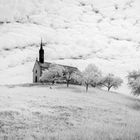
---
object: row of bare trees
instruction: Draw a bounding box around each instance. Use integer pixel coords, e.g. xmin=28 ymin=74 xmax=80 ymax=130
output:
xmin=40 ymin=63 xmax=123 ymax=92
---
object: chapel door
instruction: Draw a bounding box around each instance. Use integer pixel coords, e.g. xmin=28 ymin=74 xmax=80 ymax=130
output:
xmin=35 ymin=76 xmax=37 ymax=83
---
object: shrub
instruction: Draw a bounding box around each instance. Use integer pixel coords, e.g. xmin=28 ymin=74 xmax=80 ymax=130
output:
xmin=40 ymin=63 xmax=64 ymax=84
xmin=127 ymin=70 xmax=140 ymax=96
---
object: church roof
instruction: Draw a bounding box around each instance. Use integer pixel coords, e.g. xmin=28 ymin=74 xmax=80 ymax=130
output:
xmin=33 ymin=58 xmax=78 ymax=73
xmin=38 ymin=61 xmax=78 ymax=71
xmin=39 ymin=62 xmax=51 ymax=68
xmin=39 ymin=62 xmax=78 ymax=69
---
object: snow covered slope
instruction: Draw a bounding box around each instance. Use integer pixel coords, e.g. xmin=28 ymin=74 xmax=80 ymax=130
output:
xmin=0 ymin=0 xmax=140 ymax=93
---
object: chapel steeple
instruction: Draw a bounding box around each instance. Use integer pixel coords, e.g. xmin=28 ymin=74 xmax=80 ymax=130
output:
xmin=39 ymin=39 xmax=44 ymax=63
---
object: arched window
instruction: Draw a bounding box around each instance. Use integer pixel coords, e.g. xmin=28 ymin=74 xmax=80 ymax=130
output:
xmin=36 ymin=70 xmax=37 ymax=73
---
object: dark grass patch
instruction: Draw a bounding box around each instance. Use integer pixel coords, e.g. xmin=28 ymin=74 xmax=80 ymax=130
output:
xmin=130 ymin=101 xmax=140 ymax=111
xmin=3 ymin=48 xmax=10 ymax=51
xmin=0 ymin=21 xmax=4 ymax=25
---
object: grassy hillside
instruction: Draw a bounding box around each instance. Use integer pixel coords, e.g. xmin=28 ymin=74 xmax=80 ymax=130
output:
xmin=0 ymin=85 xmax=140 ymax=140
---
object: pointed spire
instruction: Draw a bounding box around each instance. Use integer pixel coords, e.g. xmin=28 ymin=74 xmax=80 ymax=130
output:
xmin=39 ymin=38 xmax=44 ymax=63
xmin=40 ymin=38 xmax=43 ymax=50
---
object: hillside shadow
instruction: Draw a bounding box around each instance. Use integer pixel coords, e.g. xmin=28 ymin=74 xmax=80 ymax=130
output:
xmin=131 ymin=103 xmax=140 ymax=111
xmin=128 ymin=97 xmax=140 ymax=111
xmin=111 ymin=91 xmax=140 ymax=111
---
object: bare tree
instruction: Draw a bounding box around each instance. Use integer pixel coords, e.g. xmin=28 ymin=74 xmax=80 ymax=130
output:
xmin=82 ymin=64 xmax=102 ymax=92
xmin=101 ymin=73 xmax=123 ymax=91
xmin=63 ymin=67 xmax=77 ymax=87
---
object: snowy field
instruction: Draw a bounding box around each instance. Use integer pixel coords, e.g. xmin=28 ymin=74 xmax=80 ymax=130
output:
xmin=0 ymin=0 xmax=140 ymax=94
xmin=0 ymin=84 xmax=140 ymax=140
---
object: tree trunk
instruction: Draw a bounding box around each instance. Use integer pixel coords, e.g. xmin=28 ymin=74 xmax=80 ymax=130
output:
xmin=108 ymin=86 xmax=111 ymax=91
xmin=52 ymin=80 xmax=55 ymax=85
xmin=86 ymin=84 xmax=88 ymax=92
xmin=66 ymin=80 xmax=69 ymax=87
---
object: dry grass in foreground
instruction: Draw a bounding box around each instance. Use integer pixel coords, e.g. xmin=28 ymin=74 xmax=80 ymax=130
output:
xmin=0 ymin=84 xmax=140 ymax=140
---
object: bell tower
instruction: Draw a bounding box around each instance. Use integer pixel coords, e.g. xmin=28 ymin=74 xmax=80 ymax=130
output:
xmin=39 ymin=39 xmax=44 ymax=63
